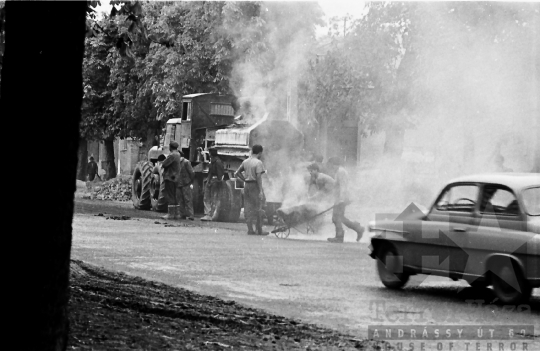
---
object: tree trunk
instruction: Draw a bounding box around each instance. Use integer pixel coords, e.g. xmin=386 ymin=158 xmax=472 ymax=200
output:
xmin=103 ymin=138 xmax=117 ymax=180
xmin=1 ymin=2 xmax=87 ymax=351
xmin=76 ymin=137 xmax=88 ymax=181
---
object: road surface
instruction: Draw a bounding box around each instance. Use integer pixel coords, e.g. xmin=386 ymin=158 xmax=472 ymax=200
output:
xmin=72 ymin=199 xmax=539 ymax=350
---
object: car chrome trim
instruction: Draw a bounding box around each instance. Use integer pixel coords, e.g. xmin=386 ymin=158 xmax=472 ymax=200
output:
xmin=403 ymin=265 xmax=483 ymax=278
xmin=370 ymin=227 xmax=409 ymax=235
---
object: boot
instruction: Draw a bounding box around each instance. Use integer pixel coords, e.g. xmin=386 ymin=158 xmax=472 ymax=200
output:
xmin=327 ymin=229 xmax=344 ymax=243
xmin=247 ymin=221 xmax=256 ymax=235
xmin=351 ymin=222 xmax=365 ymax=242
xmin=162 ymin=205 xmax=179 ymax=220
xmin=201 ymin=215 xmax=212 ymax=222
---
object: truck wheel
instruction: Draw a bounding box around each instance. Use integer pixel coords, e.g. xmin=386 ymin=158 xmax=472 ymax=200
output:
xmin=225 ymin=180 xmax=242 ymax=222
xmin=492 ymin=261 xmax=531 ymax=304
xmin=151 ymin=163 xmax=167 ymax=212
xmin=132 ymin=161 xmax=152 ymax=210
xmin=376 ymin=245 xmax=409 ymax=289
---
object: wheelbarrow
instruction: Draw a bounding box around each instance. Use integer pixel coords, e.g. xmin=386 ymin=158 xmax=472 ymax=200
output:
xmin=271 ymin=203 xmax=336 ymax=239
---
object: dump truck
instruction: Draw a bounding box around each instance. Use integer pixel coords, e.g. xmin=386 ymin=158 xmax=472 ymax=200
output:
xmin=131 ymin=92 xmax=303 ymax=222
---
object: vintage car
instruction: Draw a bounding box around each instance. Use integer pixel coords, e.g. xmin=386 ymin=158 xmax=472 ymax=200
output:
xmin=369 ymin=173 xmax=540 ymax=304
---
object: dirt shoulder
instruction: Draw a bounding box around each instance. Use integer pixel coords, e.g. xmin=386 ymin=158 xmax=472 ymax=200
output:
xmin=69 ymin=260 xmax=388 ymax=350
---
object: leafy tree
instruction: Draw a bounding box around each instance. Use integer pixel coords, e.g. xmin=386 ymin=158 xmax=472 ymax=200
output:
xmin=81 ymin=1 xmax=323 ymax=178
xmin=299 ymin=1 xmax=540 ymax=166
xmin=298 ymin=2 xmax=407 ymax=158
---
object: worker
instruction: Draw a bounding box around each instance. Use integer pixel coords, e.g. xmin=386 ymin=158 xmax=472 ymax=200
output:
xmin=161 ymin=141 xmax=182 ymax=220
xmin=87 ymin=156 xmax=99 ymax=181
xmin=326 ymin=156 xmax=364 ymax=243
xmin=201 ymin=147 xmax=224 ymax=221
xmin=178 ymin=150 xmax=195 ymax=220
xmin=307 ymin=163 xmax=335 ymax=201
xmin=311 ymin=152 xmax=328 ymax=175
xmin=234 ymin=144 xmax=269 ymax=235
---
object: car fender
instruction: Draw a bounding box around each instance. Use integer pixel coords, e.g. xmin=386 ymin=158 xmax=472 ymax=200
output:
xmin=370 ymin=232 xmax=408 ymax=259
xmin=484 ymin=253 xmax=526 ymax=279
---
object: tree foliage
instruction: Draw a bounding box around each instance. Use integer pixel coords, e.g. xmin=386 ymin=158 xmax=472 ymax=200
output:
xmin=298 ymin=1 xmax=540 ymax=141
xmin=82 ymin=1 xmax=323 ymax=145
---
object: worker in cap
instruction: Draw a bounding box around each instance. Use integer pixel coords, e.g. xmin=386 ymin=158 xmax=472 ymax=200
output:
xmin=201 ymin=147 xmax=224 ymax=221
xmin=160 ymin=141 xmax=182 ymax=219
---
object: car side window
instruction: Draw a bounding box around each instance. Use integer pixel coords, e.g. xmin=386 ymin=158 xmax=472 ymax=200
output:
xmin=480 ymin=186 xmax=519 ymax=216
xmin=436 ymin=185 xmax=478 ymax=212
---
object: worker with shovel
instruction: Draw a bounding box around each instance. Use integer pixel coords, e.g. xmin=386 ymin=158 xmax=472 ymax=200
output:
xmin=326 ymin=157 xmax=364 ymax=243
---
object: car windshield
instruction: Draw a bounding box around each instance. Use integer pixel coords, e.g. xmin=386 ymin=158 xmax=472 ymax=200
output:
xmin=522 ymin=187 xmax=540 ymax=216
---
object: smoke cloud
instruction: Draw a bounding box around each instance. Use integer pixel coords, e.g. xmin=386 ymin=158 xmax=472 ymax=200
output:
xmin=227 ymin=2 xmax=539 ymax=241
xmin=351 ymin=3 xmax=539 ymax=232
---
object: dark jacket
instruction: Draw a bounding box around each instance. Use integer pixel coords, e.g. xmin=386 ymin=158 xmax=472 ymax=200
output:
xmin=208 ymin=156 xmax=224 ymax=181
xmin=178 ymin=158 xmax=195 ymax=187
xmin=87 ymin=160 xmax=98 ymax=180
xmin=162 ymin=150 xmax=182 ymax=183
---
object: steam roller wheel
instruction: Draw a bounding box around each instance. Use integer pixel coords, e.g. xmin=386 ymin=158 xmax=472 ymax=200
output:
xmin=151 ymin=163 xmax=167 ymax=212
xmin=132 ymin=161 xmax=152 ymax=210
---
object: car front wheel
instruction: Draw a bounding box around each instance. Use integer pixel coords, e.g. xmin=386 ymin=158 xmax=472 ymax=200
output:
xmin=491 ymin=261 xmax=532 ymax=304
xmin=376 ymin=245 xmax=409 ymax=289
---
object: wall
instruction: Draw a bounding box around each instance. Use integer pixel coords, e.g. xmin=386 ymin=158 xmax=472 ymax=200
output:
xmin=87 ymin=138 xmax=145 ymax=178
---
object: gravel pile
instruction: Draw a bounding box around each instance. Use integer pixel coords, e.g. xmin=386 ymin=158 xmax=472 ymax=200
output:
xmin=83 ymin=176 xmax=132 ymax=202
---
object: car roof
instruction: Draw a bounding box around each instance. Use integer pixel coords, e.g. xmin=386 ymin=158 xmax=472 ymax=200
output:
xmin=449 ymin=173 xmax=540 ymax=192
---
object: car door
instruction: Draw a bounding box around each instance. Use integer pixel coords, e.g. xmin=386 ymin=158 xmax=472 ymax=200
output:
xmin=459 ymin=184 xmax=529 ymax=276
xmin=423 ymin=183 xmax=479 ymax=273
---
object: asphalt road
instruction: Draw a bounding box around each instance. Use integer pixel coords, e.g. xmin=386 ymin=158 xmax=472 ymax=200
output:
xmin=72 ymin=198 xmax=540 ymax=350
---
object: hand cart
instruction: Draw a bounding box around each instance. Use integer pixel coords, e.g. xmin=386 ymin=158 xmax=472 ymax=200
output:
xmin=271 ymin=204 xmax=336 ymax=239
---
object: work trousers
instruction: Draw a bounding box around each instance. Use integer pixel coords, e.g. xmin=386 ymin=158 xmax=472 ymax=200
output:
xmin=203 ymin=179 xmax=221 ymax=217
xmin=164 ymin=180 xmax=179 ymax=206
xmin=178 ymin=185 xmax=194 ymax=218
xmin=332 ymin=202 xmax=355 ymax=238
xmin=244 ymin=182 xmax=263 ymax=230
xmin=165 ymin=180 xmax=193 ymax=217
